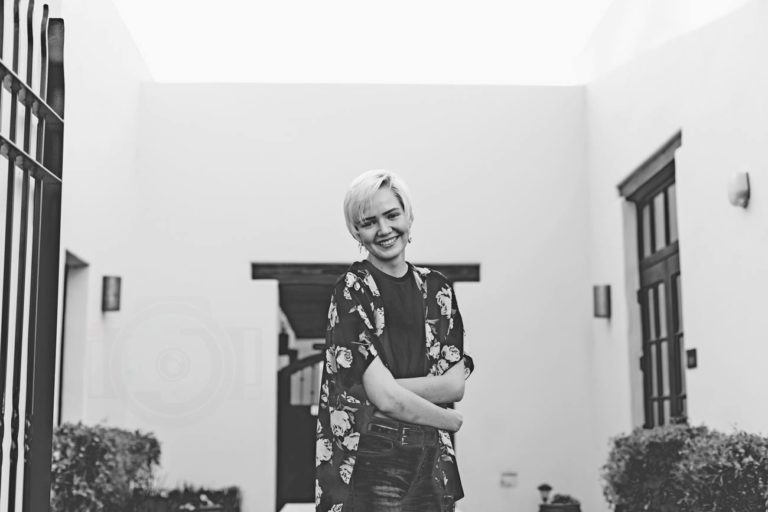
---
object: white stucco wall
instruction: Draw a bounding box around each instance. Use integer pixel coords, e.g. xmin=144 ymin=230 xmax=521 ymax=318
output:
xmin=586 ymin=0 xmax=768 ymax=468
xmin=55 ymin=1 xmax=279 ymax=510
xmin=56 ymin=0 xmax=150 ymax=424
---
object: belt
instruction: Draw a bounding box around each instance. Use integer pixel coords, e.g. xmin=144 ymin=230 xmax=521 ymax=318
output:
xmin=365 ymin=416 xmax=439 ymax=447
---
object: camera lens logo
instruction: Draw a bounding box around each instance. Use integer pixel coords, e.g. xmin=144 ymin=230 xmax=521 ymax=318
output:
xmin=156 ymin=348 xmax=192 ymax=382
xmin=109 ymin=302 xmax=234 ymax=426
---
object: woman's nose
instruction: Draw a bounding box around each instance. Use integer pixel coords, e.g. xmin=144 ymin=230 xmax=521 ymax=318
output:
xmin=377 ymin=220 xmax=393 ymax=234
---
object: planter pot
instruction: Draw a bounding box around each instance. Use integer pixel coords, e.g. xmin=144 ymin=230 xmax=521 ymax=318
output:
xmin=540 ymin=505 xmax=581 ymax=512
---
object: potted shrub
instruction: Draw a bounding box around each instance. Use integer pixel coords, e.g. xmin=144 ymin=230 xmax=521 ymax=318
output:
xmin=540 ymin=493 xmax=581 ymax=512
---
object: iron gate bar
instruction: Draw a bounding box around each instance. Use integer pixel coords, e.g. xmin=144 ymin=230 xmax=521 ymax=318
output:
xmin=0 ymin=0 xmax=22 ymax=500
xmin=21 ymin=178 xmax=42 ymax=511
xmin=0 ymin=133 xmax=61 ymax=184
xmin=34 ymin=5 xmax=48 ymax=167
xmin=0 ymin=0 xmax=4 ymax=60
xmin=7 ymin=2 xmax=38 ymax=506
xmin=24 ymin=15 xmax=64 ymax=512
xmin=5 ymin=1 xmax=23 ymax=508
xmin=8 ymin=169 xmax=30 ymax=512
xmin=22 ymin=0 xmax=36 ymax=158
xmin=21 ymin=6 xmax=45 ymax=510
xmin=0 ymin=130 xmax=14 ymax=499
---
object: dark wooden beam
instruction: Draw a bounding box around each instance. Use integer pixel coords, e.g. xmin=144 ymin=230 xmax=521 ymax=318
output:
xmin=253 ymin=262 xmax=480 ymax=339
xmin=252 ymin=263 xmax=480 ymax=284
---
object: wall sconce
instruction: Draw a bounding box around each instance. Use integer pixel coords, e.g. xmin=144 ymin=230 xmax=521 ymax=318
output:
xmin=500 ymin=471 xmax=518 ymax=488
xmin=593 ymin=285 xmax=611 ymax=318
xmin=728 ymin=172 xmax=750 ymax=208
xmin=537 ymin=483 xmax=553 ymax=503
xmin=102 ymin=276 xmax=121 ymax=312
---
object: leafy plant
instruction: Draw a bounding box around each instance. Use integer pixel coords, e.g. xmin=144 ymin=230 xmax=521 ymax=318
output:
xmin=51 ymin=422 xmax=161 ymax=512
xmin=601 ymin=424 xmax=706 ymax=512
xmin=136 ymin=485 xmax=241 ymax=512
xmin=602 ymin=424 xmax=768 ymax=512
xmin=676 ymin=430 xmax=768 ymax=511
xmin=551 ymin=494 xmax=581 ymax=505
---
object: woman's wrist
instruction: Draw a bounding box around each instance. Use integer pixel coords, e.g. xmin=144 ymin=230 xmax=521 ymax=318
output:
xmin=445 ymin=408 xmax=463 ymax=432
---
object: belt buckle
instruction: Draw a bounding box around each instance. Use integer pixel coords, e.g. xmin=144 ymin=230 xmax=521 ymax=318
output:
xmin=401 ymin=427 xmax=423 ymax=446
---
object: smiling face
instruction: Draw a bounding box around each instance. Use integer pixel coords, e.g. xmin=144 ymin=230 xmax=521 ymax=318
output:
xmin=355 ymin=186 xmax=412 ymax=274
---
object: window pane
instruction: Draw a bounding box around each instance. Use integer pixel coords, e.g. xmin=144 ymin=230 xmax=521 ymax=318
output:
xmin=650 ymin=344 xmax=657 ymax=397
xmin=663 ymin=399 xmax=671 ymax=425
xmin=647 ymin=287 xmax=656 ymax=341
xmin=654 ymin=192 xmax=667 ymax=251
xmin=675 ymin=274 xmax=684 ymax=332
xmin=658 ymin=282 xmax=667 ymax=338
xmin=642 ymin=204 xmax=652 ymax=257
xmin=668 ymin=183 xmax=678 ymax=243
xmin=660 ymin=340 xmax=669 ymax=395
xmin=679 ymin=334 xmax=686 ymax=394
xmin=653 ymin=400 xmax=660 ymax=427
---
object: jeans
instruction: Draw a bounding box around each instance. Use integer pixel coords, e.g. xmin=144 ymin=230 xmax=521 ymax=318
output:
xmin=351 ymin=418 xmax=455 ymax=512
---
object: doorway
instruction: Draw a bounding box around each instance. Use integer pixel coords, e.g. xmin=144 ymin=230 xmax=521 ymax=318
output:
xmin=252 ymin=262 xmax=480 ymax=511
xmin=619 ymin=133 xmax=687 ymax=427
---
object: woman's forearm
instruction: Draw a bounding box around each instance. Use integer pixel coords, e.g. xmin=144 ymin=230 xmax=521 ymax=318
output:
xmin=397 ymin=375 xmax=462 ymax=404
xmin=363 ymin=357 xmax=463 ymax=431
xmin=380 ymin=385 xmax=463 ymax=431
xmin=397 ymin=360 xmax=466 ymax=404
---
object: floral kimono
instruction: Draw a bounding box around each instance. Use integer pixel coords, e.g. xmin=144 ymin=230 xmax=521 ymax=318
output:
xmin=315 ymin=261 xmax=474 ymax=512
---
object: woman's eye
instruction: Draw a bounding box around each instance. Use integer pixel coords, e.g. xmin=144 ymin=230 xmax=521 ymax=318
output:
xmin=388 ymin=212 xmax=400 ymax=219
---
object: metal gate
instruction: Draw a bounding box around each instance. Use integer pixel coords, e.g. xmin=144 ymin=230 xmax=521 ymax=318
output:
xmin=0 ymin=1 xmax=65 ymax=511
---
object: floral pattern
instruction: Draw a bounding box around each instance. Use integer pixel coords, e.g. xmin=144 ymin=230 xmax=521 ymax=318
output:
xmin=315 ymin=261 xmax=474 ymax=511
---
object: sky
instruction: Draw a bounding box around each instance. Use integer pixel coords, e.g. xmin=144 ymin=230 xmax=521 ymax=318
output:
xmin=110 ymin=0 xmax=616 ymax=85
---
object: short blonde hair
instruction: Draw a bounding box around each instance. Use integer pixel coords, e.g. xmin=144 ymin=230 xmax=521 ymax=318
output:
xmin=343 ymin=170 xmax=414 ymax=241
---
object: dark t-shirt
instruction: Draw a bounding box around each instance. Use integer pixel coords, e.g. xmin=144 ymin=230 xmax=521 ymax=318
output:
xmin=363 ymin=260 xmax=427 ymax=378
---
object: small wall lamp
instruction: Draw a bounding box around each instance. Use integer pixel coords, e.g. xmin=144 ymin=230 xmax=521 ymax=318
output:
xmin=593 ymin=285 xmax=611 ymax=318
xmin=102 ymin=276 xmax=121 ymax=312
xmin=728 ymin=172 xmax=750 ymax=208
xmin=537 ymin=483 xmax=553 ymax=503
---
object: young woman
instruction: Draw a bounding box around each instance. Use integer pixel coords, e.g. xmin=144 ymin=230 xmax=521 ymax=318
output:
xmin=315 ymin=170 xmax=473 ymax=512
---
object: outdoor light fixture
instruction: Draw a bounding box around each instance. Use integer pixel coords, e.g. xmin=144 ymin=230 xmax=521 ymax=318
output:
xmin=102 ymin=276 xmax=121 ymax=312
xmin=500 ymin=471 xmax=518 ymax=488
xmin=593 ymin=285 xmax=611 ymax=318
xmin=728 ymin=172 xmax=750 ymax=208
xmin=538 ymin=483 xmax=553 ymax=503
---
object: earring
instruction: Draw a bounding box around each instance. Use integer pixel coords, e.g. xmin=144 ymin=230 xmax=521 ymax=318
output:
xmin=358 ymin=241 xmax=364 ymax=252
xmin=408 ymin=235 xmax=413 ymax=243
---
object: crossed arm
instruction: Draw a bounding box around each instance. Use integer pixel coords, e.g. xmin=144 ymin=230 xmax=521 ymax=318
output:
xmin=362 ymin=358 xmax=466 ymax=432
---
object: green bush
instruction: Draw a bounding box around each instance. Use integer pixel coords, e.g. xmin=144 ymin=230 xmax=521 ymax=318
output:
xmin=602 ymin=424 xmax=768 ymax=512
xmin=51 ymin=422 xmax=161 ymax=512
xmin=136 ymin=485 xmax=241 ymax=512
xmin=676 ymin=430 xmax=768 ymax=511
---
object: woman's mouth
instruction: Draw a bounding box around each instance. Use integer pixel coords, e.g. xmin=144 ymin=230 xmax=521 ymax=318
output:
xmin=376 ymin=235 xmax=400 ymax=249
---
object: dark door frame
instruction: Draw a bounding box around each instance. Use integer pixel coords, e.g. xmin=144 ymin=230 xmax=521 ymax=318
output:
xmin=253 ymin=262 xmax=480 ymax=510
